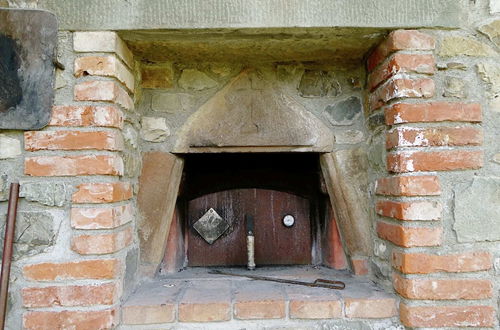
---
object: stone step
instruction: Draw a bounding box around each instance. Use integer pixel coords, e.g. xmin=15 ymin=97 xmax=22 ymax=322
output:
xmin=121 ymin=267 xmax=399 ymax=328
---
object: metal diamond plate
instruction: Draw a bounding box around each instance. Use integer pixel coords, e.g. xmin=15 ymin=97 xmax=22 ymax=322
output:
xmin=193 ymin=208 xmax=229 ymax=245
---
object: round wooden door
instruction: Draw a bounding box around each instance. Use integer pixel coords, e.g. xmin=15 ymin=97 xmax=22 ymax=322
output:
xmin=187 ymin=188 xmax=312 ymax=266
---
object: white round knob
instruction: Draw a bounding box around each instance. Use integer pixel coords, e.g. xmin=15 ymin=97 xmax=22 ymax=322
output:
xmin=283 ymin=215 xmax=295 ymax=227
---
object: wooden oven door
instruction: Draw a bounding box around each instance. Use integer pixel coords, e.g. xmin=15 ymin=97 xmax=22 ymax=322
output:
xmin=187 ymin=188 xmax=311 ymax=266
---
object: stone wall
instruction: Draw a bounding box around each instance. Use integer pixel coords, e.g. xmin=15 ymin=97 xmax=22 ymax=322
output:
xmin=0 ymin=0 xmax=499 ymax=329
xmin=0 ymin=30 xmax=141 ymax=329
xmin=366 ymin=26 xmax=499 ymax=328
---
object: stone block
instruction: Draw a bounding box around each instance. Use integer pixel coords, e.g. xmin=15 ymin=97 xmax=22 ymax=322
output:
xmin=122 ymin=124 xmax=138 ymax=149
xmin=334 ymin=130 xmax=364 ymax=144
xmin=0 ymin=212 xmax=55 ymax=260
xmin=453 ymin=177 xmax=500 ymax=242
xmin=122 ymin=151 xmax=142 ymax=178
xmin=298 ymin=70 xmax=341 ymax=98
xmin=479 ymin=19 xmax=500 ymax=47
xmin=140 ymin=117 xmax=170 ymax=142
xmin=443 ymin=76 xmax=466 ymax=98
xmin=477 ymin=62 xmax=500 ymax=97
xmin=178 ymin=69 xmax=218 ymax=91
xmin=151 ymin=92 xmax=181 ymax=113
xmin=490 ymin=0 xmax=500 ymax=13
xmin=20 ymin=182 xmax=67 ymax=207
xmin=0 ymin=175 xmax=6 ymax=202
xmin=324 ymin=97 xmax=361 ymax=126
xmin=0 ymin=134 xmax=21 ymax=159
xmin=141 ymin=64 xmax=174 ymax=89
xmin=439 ymin=36 xmax=496 ymax=57
xmin=494 ymin=153 xmax=500 ymax=164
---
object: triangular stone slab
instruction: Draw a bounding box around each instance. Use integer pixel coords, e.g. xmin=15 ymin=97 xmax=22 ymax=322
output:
xmin=173 ymin=70 xmax=333 ymax=153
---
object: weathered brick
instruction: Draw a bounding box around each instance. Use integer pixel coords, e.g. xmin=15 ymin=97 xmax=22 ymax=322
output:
xmin=72 ymin=182 xmax=132 ymax=203
xmin=351 ymin=257 xmax=369 ymax=275
xmin=376 ymin=200 xmax=441 ymax=220
xmin=179 ymin=303 xmax=231 ymax=322
xmin=387 ymin=150 xmax=483 ymax=173
xmin=368 ymin=53 xmax=436 ymax=91
xmin=234 ymin=301 xmax=286 ymax=320
xmin=24 ymin=309 xmax=116 ymax=330
xmin=73 ymin=31 xmax=134 ymax=69
xmin=400 ymin=304 xmax=495 ymax=328
xmin=122 ymin=304 xmax=175 ymax=324
xmin=178 ymin=281 xmax=231 ymax=322
xmin=24 ymin=130 xmax=123 ymax=151
xmin=74 ymin=80 xmax=134 ymax=111
xmin=377 ymin=222 xmax=442 ymax=247
xmin=385 ymin=102 xmax=482 ymax=125
xmin=289 ymin=300 xmax=342 ymax=319
xmin=75 ymin=55 xmax=135 ymax=92
xmin=72 ymin=226 xmax=133 ymax=255
xmin=393 ymin=274 xmax=492 ymax=300
xmin=368 ymin=30 xmax=436 ymax=71
xmin=25 ymin=155 xmax=124 ymax=177
xmin=23 ymin=259 xmax=119 ymax=281
xmin=392 ymin=251 xmax=492 ymax=274
xmin=376 ymin=175 xmax=441 ymax=196
xmin=22 ymin=283 xmax=117 ymax=307
xmin=345 ymin=298 xmax=398 ymax=318
xmin=71 ymin=203 xmax=134 ymax=229
xmin=386 ymin=127 xmax=483 ymax=149
xmin=49 ymin=105 xmax=123 ymax=128
xmin=370 ymin=78 xmax=435 ymax=111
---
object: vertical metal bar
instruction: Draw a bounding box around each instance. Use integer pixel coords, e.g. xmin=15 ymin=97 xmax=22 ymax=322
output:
xmin=246 ymin=215 xmax=255 ymax=270
xmin=0 ymin=183 xmax=20 ymax=330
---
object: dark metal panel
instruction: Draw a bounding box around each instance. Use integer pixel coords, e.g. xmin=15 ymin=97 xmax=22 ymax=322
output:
xmin=0 ymin=8 xmax=57 ymax=129
xmin=187 ymin=188 xmax=311 ymax=267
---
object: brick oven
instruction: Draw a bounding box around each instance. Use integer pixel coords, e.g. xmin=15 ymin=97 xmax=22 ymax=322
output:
xmin=0 ymin=0 xmax=499 ymax=329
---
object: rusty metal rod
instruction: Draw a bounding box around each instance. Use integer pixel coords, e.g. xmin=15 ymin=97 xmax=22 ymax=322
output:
xmin=0 ymin=183 xmax=20 ymax=330
xmin=209 ymin=270 xmax=345 ymax=290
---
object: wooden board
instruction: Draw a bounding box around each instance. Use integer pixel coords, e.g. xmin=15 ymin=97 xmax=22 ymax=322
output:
xmin=187 ymin=188 xmax=311 ymax=266
xmin=0 ymin=8 xmax=57 ymax=129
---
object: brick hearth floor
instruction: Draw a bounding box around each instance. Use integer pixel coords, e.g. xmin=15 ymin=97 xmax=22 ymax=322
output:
xmin=121 ymin=266 xmax=398 ymax=328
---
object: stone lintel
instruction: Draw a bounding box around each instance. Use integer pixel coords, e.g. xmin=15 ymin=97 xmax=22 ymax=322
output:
xmin=38 ymin=0 xmax=466 ymax=31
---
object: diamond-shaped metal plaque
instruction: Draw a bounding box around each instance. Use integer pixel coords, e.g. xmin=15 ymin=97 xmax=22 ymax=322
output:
xmin=193 ymin=208 xmax=229 ymax=244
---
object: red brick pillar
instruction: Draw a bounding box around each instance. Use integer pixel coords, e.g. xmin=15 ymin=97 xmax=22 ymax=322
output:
xmin=367 ymin=30 xmax=495 ymax=328
xmin=21 ymin=32 xmax=136 ymax=329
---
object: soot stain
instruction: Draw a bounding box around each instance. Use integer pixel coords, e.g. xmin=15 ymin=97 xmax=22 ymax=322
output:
xmin=0 ymin=33 xmax=22 ymax=113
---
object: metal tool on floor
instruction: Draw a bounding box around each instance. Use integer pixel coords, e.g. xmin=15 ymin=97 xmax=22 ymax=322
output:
xmin=209 ymin=270 xmax=345 ymax=290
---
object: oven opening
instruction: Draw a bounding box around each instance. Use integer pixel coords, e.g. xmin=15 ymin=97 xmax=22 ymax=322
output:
xmin=160 ymin=153 xmax=346 ymax=273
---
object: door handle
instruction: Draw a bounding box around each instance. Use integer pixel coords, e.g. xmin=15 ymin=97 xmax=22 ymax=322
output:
xmin=246 ymin=215 xmax=255 ymax=270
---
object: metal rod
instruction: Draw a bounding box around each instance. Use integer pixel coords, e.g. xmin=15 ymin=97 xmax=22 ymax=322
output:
xmin=246 ymin=215 xmax=255 ymax=270
xmin=209 ymin=270 xmax=345 ymax=290
xmin=0 ymin=183 xmax=20 ymax=329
